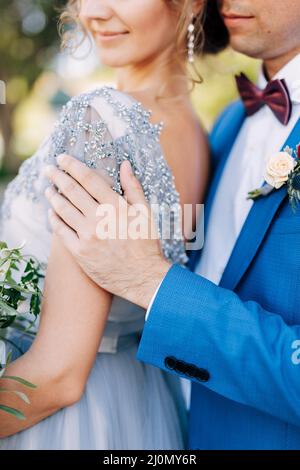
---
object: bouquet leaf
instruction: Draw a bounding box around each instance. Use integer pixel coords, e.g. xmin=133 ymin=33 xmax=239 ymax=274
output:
xmin=0 ymin=404 xmax=26 ymax=420
xmin=2 ymin=376 xmax=37 ymax=389
xmin=0 ymin=388 xmax=31 ymax=404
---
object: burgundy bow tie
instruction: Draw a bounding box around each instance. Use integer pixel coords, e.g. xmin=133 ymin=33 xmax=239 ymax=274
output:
xmin=235 ymin=73 xmax=292 ymax=125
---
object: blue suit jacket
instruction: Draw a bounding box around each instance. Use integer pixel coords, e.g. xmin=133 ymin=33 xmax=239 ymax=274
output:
xmin=137 ymin=101 xmax=300 ymax=450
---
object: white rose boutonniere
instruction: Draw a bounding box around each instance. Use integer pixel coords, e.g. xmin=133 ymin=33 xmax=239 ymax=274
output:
xmin=265 ymin=152 xmax=297 ymax=189
xmin=248 ymin=144 xmax=300 ymax=210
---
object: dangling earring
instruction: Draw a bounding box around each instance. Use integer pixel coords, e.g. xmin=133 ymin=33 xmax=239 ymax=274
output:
xmin=187 ymin=16 xmax=195 ymax=64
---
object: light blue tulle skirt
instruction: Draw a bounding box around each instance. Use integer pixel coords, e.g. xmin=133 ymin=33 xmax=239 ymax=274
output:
xmin=1 ymin=331 xmax=187 ymax=450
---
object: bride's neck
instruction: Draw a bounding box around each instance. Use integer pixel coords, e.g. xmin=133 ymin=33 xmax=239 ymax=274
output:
xmin=115 ymin=51 xmax=189 ymax=102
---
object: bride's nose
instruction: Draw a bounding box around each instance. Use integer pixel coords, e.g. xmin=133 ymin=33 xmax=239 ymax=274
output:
xmin=80 ymin=0 xmax=113 ymax=20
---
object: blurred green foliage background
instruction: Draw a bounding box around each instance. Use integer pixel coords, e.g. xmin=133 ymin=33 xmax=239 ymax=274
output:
xmin=0 ymin=0 xmax=260 ymax=185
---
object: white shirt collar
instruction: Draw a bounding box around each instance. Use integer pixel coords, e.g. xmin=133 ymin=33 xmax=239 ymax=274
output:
xmin=258 ymin=53 xmax=300 ymax=104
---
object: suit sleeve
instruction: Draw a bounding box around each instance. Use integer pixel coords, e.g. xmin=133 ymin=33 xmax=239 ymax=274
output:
xmin=137 ymin=264 xmax=300 ymax=427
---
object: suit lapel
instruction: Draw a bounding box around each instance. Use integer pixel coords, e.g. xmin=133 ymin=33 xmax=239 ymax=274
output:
xmin=220 ymin=117 xmax=300 ymax=291
xmin=219 ymin=186 xmax=286 ymax=290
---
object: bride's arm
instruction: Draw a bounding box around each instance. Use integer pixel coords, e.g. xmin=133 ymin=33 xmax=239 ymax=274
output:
xmin=0 ymin=234 xmax=112 ymax=438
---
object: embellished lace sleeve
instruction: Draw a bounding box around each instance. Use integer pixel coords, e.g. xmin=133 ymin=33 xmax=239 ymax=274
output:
xmin=1 ymin=87 xmax=188 ymax=266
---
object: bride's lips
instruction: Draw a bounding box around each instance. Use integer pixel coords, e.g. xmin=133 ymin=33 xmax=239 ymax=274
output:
xmin=93 ymin=31 xmax=129 ymax=42
xmin=222 ymin=12 xmax=255 ymax=28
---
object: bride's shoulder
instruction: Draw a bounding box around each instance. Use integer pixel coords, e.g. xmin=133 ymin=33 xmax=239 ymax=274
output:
xmin=63 ymin=86 xmax=135 ymax=117
xmin=61 ymin=86 xmax=163 ymax=144
xmin=58 ymin=85 xmax=149 ymax=137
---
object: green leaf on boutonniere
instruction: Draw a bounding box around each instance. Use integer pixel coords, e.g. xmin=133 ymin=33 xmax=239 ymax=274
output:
xmin=247 ymin=184 xmax=274 ymax=201
xmin=247 ymin=189 xmax=264 ymax=200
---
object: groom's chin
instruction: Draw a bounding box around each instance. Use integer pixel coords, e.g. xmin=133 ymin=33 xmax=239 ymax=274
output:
xmin=227 ymin=33 xmax=267 ymax=61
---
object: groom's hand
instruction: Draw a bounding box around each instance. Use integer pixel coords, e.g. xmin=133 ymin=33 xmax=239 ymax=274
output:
xmin=44 ymin=155 xmax=171 ymax=309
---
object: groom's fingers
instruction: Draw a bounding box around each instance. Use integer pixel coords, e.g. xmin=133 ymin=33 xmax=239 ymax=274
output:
xmin=120 ymin=161 xmax=148 ymax=207
xmin=44 ymin=165 xmax=96 ymax=216
xmin=48 ymin=210 xmax=80 ymax=255
xmin=45 ymin=186 xmax=85 ymax=233
xmin=56 ymin=154 xmax=121 ymax=206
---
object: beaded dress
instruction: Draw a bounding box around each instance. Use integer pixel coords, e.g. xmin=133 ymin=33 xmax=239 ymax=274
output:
xmin=0 ymin=88 xmax=187 ymax=450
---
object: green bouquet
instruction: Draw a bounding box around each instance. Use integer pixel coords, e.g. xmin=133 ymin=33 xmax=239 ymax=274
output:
xmin=0 ymin=241 xmax=44 ymax=420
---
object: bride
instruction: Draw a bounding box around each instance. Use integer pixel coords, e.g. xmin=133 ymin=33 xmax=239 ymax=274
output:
xmin=0 ymin=0 xmax=216 ymax=449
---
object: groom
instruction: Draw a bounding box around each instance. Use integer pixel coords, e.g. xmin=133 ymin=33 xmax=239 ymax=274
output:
xmin=46 ymin=0 xmax=300 ymax=449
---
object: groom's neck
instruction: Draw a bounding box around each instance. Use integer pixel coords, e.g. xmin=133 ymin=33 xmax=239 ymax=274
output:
xmin=263 ymin=44 xmax=300 ymax=79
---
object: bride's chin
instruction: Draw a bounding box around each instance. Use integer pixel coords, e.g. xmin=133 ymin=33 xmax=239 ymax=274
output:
xmin=96 ymin=53 xmax=132 ymax=69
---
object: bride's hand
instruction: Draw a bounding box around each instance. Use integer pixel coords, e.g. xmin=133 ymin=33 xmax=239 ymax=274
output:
xmin=45 ymin=155 xmax=171 ymax=309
